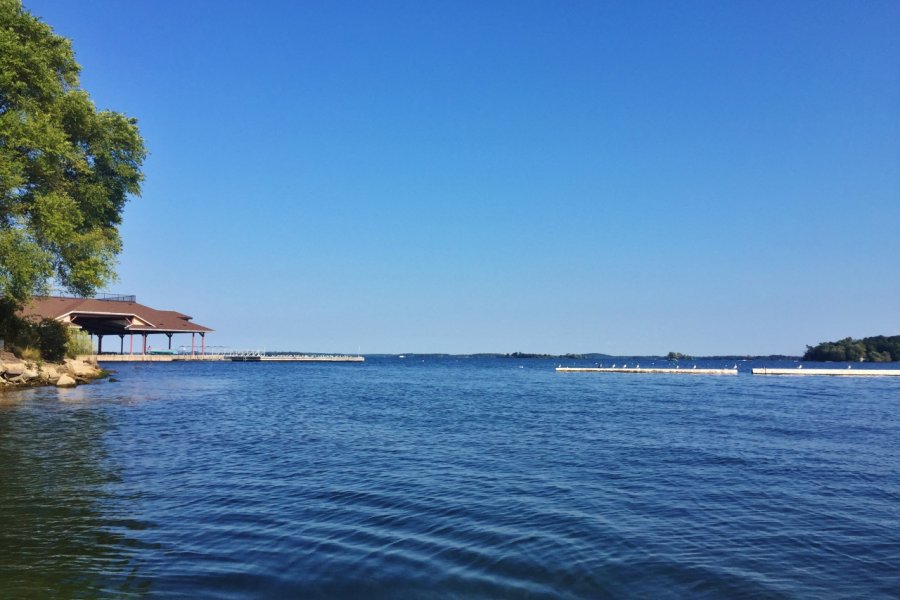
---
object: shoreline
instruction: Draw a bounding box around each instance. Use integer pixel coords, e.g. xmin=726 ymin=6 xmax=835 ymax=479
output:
xmin=0 ymin=352 xmax=107 ymax=389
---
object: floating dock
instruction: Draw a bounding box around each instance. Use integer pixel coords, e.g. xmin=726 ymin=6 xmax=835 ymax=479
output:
xmin=752 ymin=368 xmax=900 ymax=377
xmin=556 ymin=367 xmax=737 ymax=375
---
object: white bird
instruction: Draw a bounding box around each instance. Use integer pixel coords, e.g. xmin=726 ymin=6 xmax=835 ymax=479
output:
xmin=636 ymin=364 xmax=640 ymax=369
xmin=693 ymin=365 xmax=697 ymax=369
xmin=848 ymin=365 xmax=852 ymax=369
xmin=798 ymin=364 xmax=803 ymax=369
xmin=612 ymin=363 xmax=616 ymax=368
xmin=732 ymin=364 xmax=738 ymax=369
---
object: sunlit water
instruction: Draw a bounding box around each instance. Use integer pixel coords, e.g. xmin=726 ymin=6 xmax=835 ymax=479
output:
xmin=1 ymin=357 xmax=898 ymax=598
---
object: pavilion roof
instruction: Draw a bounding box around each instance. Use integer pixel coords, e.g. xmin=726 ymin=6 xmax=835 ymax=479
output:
xmin=21 ymin=296 xmax=214 ymax=335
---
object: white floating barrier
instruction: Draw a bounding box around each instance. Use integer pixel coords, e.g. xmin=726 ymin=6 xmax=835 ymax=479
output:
xmin=556 ymin=367 xmax=737 ymax=375
xmin=752 ymin=368 xmax=900 ymax=377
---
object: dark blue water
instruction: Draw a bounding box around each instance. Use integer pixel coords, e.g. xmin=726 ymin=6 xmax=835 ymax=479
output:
xmin=1 ymin=357 xmax=898 ymax=598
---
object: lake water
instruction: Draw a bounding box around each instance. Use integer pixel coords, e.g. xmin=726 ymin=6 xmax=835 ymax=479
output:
xmin=1 ymin=357 xmax=898 ymax=599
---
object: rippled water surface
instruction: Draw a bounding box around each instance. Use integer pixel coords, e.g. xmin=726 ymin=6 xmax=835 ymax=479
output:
xmin=1 ymin=357 xmax=899 ymax=598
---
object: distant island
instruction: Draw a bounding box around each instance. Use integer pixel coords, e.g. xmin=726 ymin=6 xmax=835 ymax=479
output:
xmin=803 ymin=335 xmax=899 ymax=362
xmin=501 ymin=352 xmax=595 ymax=360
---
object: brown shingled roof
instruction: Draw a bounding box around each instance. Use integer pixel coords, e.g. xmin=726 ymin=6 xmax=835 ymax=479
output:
xmin=21 ymin=296 xmax=213 ymax=335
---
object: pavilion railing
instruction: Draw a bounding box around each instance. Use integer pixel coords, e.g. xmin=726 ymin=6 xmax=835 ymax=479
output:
xmin=94 ymin=293 xmax=136 ymax=302
xmin=45 ymin=290 xmax=136 ymax=302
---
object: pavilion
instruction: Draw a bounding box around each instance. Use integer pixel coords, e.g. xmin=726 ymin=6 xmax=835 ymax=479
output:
xmin=20 ymin=295 xmax=213 ymax=355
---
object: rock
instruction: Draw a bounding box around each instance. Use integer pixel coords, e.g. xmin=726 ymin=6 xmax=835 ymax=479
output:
xmin=22 ymin=368 xmax=39 ymax=381
xmin=56 ymin=374 xmax=77 ymax=387
xmin=2 ymin=362 xmax=25 ymax=377
xmin=65 ymin=359 xmax=97 ymax=378
xmin=42 ymin=365 xmax=59 ymax=381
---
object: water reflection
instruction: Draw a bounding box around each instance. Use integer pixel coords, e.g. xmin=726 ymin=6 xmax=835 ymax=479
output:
xmin=0 ymin=389 xmax=151 ymax=598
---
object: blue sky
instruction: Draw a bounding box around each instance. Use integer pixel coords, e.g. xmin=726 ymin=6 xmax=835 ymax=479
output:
xmin=26 ymin=0 xmax=900 ymax=355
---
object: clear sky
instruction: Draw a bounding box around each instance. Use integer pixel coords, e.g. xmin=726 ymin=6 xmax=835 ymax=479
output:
xmin=25 ymin=0 xmax=900 ymax=355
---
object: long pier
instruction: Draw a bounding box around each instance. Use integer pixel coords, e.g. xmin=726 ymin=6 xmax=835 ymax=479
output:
xmin=95 ymin=354 xmax=364 ymax=363
xmin=752 ymin=368 xmax=900 ymax=377
xmin=228 ymin=355 xmax=364 ymax=362
xmin=556 ymin=367 xmax=737 ymax=375
xmin=96 ymin=354 xmax=225 ymax=362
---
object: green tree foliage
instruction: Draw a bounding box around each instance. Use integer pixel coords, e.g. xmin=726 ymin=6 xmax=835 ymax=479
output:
xmin=33 ymin=317 xmax=67 ymax=361
xmin=65 ymin=326 xmax=91 ymax=358
xmin=1 ymin=313 xmax=68 ymax=361
xmin=803 ymin=336 xmax=900 ymax=363
xmin=0 ymin=0 xmax=145 ymax=306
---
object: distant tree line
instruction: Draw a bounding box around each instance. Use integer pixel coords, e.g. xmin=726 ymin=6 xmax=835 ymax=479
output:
xmin=803 ymin=336 xmax=900 ymax=362
xmin=505 ymin=352 xmax=587 ymax=359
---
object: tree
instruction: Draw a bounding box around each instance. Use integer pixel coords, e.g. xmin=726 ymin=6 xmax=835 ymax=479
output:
xmin=803 ymin=335 xmax=900 ymax=362
xmin=0 ymin=0 xmax=145 ymax=308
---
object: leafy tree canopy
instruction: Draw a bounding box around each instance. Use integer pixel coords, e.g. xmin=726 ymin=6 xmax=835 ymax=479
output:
xmin=803 ymin=335 xmax=900 ymax=363
xmin=0 ymin=0 xmax=145 ymax=306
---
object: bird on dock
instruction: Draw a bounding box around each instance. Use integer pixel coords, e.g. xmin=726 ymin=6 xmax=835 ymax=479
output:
xmin=798 ymin=364 xmax=803 ymax=369
xmin=692 ymin=365 xmax=697 ymax=369
xmin=636 ymin=364 xmax=640 ymax=369
xmin=611 ymin=363 xmax=616 ymax=368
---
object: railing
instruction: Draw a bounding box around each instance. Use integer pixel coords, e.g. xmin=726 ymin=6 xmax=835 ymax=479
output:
xmin=95 ymin=293 xmax=136 ymax=302
xmin=177 ymin=347 xmax=264 ymax=357
xmin=45 ymin=289 xmax=136 ymax=302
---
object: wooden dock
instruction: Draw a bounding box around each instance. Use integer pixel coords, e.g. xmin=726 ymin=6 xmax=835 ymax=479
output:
xmin=556 ymin=367 xmax=737 ymax=375
xmin=752 ymin=368 xmax=900 ymax=377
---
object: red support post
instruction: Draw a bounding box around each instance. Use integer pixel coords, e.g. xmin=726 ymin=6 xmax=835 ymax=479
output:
xmin=191 ymin=333 xmax=195 ymax=357
xmin=142 ymin=334 xmax=147 ymax=355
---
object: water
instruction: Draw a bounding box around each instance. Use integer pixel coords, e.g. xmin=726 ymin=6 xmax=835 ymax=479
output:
xmin=1 ymin=357 xmax=898 ymax=599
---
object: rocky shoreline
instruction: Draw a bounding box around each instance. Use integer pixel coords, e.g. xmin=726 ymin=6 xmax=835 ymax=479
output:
xmin=0 ymin=351 xmax=106 ymax=388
